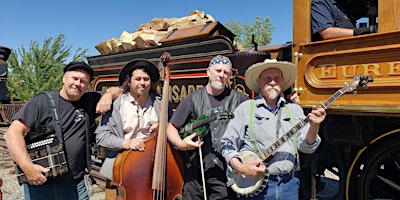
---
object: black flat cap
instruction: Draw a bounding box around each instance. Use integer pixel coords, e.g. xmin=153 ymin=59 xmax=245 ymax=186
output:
xmin=64 ymin=61 xmax=94 ymax=81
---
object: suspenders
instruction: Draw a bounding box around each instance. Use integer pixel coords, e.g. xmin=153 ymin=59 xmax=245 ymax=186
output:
xmin=247 ymin=99 xmax=298 ymax=163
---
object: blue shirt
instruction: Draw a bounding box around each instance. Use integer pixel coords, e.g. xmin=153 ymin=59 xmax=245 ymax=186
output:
xmin=221 ymin=94 xmax=321 ymax=175
xmin=311 ymin=0 xmax=368 ymax=41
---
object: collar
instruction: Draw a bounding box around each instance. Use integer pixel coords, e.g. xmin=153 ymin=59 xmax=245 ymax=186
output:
xmin=254 ymin=93 xmax=286 ymax=113
xmin=123 ymin=92 xmax=153 ymax=108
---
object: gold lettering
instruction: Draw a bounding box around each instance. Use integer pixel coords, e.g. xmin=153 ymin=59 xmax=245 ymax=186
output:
xmin=187 ymin=85 xmax=196 ymax=94
xmin=365 ymin=64 xmax=383 ymax=77
xmin=342 ymin=65 xmax=357 ymax=78
xmin=101 ymin=86 xmax=110 ymax=91
xmin=319 ymin=64 xmax=337 ymax=79
xmin=180 ymin=85 xmax=187 ymax=101
xmin=171 ymin=85 xmax=180 ymax=103
xmin=388 ymin=62 xmax=400 ymax=76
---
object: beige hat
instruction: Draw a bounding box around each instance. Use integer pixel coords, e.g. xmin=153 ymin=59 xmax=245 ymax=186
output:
xmin=245 ymin=59 xmax=297 ymax=93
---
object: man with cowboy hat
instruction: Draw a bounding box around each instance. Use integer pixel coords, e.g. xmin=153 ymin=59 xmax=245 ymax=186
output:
xmin=221 ymin=59 xmax=326 ymax=199
xmin=95 ymin=58 xmax=172 ymax=181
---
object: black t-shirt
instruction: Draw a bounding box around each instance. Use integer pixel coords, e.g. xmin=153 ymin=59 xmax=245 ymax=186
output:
xmin=13 ymin=91 xmax=101 ymax=179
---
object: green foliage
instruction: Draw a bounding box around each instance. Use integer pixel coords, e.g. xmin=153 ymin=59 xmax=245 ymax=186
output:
xmin=7 ymin=34 xmax=88 ymax=102
xmin=225 ymin=16 xmax=274 ymax=48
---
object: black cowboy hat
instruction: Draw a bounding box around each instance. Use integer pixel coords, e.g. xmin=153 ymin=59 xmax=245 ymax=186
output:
xmin=118 ymin=59 xmax=159 ymax=85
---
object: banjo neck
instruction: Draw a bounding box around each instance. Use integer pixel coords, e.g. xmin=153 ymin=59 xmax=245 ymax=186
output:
xmin=257 ymin=75 xmax=372 ymax=161
xmin=257 ymin=117 xmax=309 ymax=161
xmin=227 ymin=75 xmax=373 ymax=197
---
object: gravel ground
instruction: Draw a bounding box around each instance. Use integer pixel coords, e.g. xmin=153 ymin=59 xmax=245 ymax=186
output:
xmin=0 ymin=147 xmax=105 ymax=200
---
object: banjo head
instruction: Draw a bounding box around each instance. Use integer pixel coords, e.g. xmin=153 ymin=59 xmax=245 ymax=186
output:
xmin=230 ymin=150 xmax=269 ymax=197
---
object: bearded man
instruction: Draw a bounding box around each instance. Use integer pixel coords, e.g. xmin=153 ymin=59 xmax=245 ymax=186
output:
xmin=167 ymin=55 xmax=248 ymax=199
xmin=221 ymin=59 xmax=326 ymax=199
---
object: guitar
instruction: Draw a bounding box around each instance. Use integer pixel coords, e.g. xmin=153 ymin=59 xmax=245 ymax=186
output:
xmin=180 ymin=112 xmax=234 ymax=139
xmin=227 ymin=74 xmax=373 ymax=197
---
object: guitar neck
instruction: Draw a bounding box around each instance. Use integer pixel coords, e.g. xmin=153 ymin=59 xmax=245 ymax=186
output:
xmin=257 ymin=87 xmax=347 ymax=161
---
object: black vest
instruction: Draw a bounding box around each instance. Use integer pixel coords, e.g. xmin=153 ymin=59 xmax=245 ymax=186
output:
xmin=187 ymin=87 xmax=242 ymax=170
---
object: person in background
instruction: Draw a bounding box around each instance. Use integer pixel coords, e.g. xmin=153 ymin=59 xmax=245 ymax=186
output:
xmin=311 ymin=0 xmax=378 ymax=41
xmin=4 ymin=61 xmax=121 ymax=200
xmin=95 ymin=59 xmax=171 ymax=180
xmin=0 ymin=46 xmax=11 ymax=103
xmin=221 ymin=59 xmax=326 ymax=199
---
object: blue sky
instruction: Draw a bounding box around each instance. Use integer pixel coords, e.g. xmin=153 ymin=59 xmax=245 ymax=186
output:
xmin=1 ymin=0 xmax=293 ymax=59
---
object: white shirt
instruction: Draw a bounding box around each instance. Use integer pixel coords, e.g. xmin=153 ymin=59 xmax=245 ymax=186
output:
xmin=120 ymin=93 xmax=158 ymax=140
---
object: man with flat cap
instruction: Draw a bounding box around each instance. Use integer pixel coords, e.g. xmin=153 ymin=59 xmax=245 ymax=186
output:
xmin=95 ymin=59 xmax=172 ymax=182
xmin=4 ymin=61 xmax=122 ymax=199
xmin=221 ymin=59 xmax=326 ymax=199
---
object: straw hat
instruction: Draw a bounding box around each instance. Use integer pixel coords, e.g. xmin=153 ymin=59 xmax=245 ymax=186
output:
xmin=245 ymin=59 xmax=297 ymax=93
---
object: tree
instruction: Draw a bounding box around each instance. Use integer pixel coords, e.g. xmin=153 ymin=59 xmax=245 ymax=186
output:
xmin=224 ymin=16 xmax=274 ymax=48
xmin=7 ymin=34 xmax=88 ymax=102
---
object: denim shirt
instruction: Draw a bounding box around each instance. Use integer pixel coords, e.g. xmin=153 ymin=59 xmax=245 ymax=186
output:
xmin=221 ymin=94 xmax=321 ymax=175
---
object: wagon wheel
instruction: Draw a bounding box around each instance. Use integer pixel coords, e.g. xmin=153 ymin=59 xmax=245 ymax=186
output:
xmin=346 ymin=134 xmax=400 ymax=199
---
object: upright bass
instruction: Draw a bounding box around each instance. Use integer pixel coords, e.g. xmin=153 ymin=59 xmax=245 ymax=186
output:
xmin=112 ymin=52 xmax=184 ymax=200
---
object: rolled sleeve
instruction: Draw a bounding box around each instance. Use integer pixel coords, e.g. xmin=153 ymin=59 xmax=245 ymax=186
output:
xmin=311 ymin=0 xmax=336 ymax=34
xmin=95 ymin=109 xmax=125 ymax=150
xmin=298 ymin=128 xmax=321 ymax=154
xmin=95 ymin=120 xmax=124 ymax=149
xmin=221 ymin=102 xmax=247 ymax=165
xmin=289 ymin=104 xmax=322 ymax=154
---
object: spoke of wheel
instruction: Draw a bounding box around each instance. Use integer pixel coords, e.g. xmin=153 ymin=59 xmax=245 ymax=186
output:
xmin=376 ymin=175 xmax=400 ymax=191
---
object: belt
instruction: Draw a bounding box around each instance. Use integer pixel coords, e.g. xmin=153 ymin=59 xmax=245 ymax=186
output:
xmin=269 ymin=172 xmax=296 ymax=184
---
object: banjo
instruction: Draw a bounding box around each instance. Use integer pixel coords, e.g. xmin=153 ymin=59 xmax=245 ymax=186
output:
xmin=226 ymin=74 xmax=373 ymax=197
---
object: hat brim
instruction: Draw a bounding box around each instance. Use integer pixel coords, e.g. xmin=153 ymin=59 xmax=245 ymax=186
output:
xmin=244 ymin=59 xmax=297 ymax=93
xmin=118 ymin=59 xmax=160 ymax=85
xmin=64 ymin=61 xmax=94 ymax=81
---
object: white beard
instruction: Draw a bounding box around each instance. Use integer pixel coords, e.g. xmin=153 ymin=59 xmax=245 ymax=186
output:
xmin=268 ymin=90 xmax=278 ymax=100
xmin=266 ymin=86 xmax=280 ymax=100
xmin=211 ymin=81 xmax=225 ymax=90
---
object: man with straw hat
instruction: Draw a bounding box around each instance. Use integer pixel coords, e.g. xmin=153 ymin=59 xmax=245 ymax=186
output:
xmin=221 ymin=59 xmax=326 ymax=199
